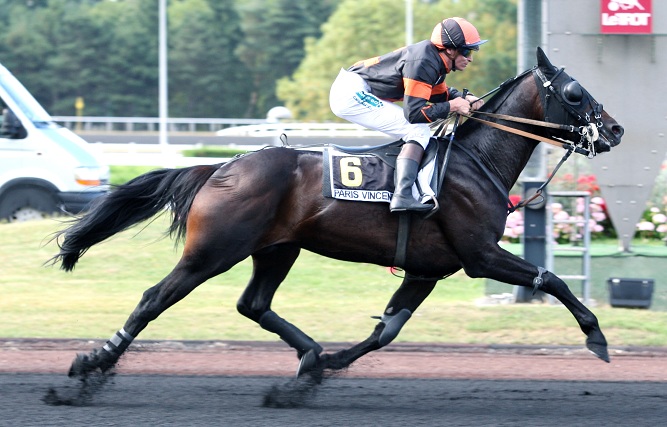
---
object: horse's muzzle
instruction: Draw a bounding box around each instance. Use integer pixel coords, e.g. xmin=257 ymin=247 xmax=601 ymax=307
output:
xmin=597 ymin=123 xmax=624 ymax=152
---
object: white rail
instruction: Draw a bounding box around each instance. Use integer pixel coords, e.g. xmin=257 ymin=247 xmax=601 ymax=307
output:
xmin=52 ymin=116 xmax=266 ymax=132
xmin=214 ymin=122 xmax=388 ymax=138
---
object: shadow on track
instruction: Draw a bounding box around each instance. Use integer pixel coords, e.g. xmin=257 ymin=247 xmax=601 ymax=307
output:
xmin=3 ymin=374 xmax=665 ymax=427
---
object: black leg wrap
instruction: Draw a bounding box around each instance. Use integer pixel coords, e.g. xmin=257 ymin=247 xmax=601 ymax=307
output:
xmin=259 ymin=311 xmax=323 ymax=356
xmin=378 ymin=308 xmax=412 ymax=347
xmin=533 ymin=267 xmax=547 ymax=295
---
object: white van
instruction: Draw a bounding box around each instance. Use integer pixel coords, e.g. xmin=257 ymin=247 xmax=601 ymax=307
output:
xmin=0 ymin=62 xmax=108 ymax=222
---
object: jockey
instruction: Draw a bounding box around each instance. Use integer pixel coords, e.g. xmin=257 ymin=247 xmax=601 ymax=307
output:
xmin=330 ymin=17 xmax=487 ymax=212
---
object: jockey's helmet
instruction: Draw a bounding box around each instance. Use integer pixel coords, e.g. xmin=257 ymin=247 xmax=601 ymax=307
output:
xmin=430 ymin=17 xmax=488 ymax=51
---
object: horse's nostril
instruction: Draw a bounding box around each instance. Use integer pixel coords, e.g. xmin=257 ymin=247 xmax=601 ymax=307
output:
xmin=612 ymin=125 xmax=624 ymax=138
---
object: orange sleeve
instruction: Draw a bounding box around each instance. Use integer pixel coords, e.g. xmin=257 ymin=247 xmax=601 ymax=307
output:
xmin=403 ymin=78 xmax=432 ymax=100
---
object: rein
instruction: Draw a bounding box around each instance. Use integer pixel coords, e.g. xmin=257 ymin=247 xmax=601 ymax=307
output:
xmin=462 ymin=111 xmax=593 ymax=156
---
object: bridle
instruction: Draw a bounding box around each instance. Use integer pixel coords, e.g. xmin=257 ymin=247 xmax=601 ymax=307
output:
xmin=432 ymin=65 xmax=608 ymax=213
xmin=457 ymin=66 xmax=605 ymax=159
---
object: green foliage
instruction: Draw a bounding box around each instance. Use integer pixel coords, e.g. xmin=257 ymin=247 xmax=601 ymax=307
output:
xmin=109 ymin=165 xmax=162 ymax=186
xmin=169 ymin=0 xmax=252 ymax=118
xmin=236 ymin=0 xmax=338 ymax=117
xmin=277 ymin=0 xmax=518 ymax=120
xmin=180 ymin=146 xmax=247 ymax=158
xmin=0 ymin=0 xmax=517 ymax=119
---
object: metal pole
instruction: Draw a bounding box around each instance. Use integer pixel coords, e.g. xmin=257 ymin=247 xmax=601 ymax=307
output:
xmin=516 ymin=0 xmax=547 ymax=303
xmin=159 ymin=0 xmax=168 ymax=152
xmin=582 ymin=193 xmax=591 ymax=305
xmin=518 ymin=0 xmax=546 ymax=181
xmin=405 ymin=0 xmax=413 ymax=46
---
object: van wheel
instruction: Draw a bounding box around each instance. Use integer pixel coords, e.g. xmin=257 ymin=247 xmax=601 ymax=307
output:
xmin=10 ymin=207 xmax=49 ymax=222
xmin=0 ymin=187 xmax=60 ymax=222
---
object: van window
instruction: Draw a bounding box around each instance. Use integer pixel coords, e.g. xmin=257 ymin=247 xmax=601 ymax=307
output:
xmin=0 ymin=69 xmax=51 ymax=123
xmin=0 ymin=98 xmax=26 ymax=139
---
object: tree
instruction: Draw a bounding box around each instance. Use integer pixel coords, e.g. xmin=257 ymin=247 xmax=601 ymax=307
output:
xmin=99 ymin=0 xmax=160 ymax=116
xmin=277 ymin=0 xmax=517 ymax=121
xmin=168 ymin=0 xmax=252 ymax=118
xmin=236 ymin=0 xmax=339 ymax=118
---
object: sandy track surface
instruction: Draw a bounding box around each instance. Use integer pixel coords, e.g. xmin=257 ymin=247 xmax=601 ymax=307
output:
xmin=2 ymin=339 xmax=667 ymax=381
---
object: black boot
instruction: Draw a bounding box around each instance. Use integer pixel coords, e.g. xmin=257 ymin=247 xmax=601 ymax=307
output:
xmin=390 ymin=155 xmax=432 ymax=212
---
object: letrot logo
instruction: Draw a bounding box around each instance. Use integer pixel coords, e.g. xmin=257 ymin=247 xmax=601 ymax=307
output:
xmin=608 ymin=0 xmax=645 ymax=11
xmin=601 ymin=0 xmax=652 ymax=34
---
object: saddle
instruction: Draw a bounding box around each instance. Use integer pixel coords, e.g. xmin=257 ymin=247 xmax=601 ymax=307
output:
xmin=322 ymin=137 xmax=448 ymax=270
xmin=322 ymin=138 xmax=444 ymax=204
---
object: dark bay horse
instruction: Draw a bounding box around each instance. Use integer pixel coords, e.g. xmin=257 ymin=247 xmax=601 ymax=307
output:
xmin=52 ymin=48 xmax=623 ymax=382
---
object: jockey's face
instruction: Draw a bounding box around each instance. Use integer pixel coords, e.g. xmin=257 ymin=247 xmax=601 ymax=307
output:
xmin=454 ymin=49 xmax=473 ymax=70
xmin=444 ymin=47 xmax=474 ymax=72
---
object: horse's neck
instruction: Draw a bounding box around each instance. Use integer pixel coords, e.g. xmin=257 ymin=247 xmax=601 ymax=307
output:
xmin=462 ymin=80 xmax=542 ymax=191
xmin=463 ymin=121 xmax=538 ymax=191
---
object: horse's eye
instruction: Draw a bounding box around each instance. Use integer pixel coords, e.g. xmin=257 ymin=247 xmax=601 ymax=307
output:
xmin=562 ymin=81 xmax=583 ymax=103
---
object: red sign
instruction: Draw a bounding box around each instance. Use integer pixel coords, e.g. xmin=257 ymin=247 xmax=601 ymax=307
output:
xmin=601 ymin=0 xmax=652 ymax=34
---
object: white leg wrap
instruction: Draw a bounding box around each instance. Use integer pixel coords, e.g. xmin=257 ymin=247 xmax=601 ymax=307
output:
xmin=103 ymin=328 xmax=135 ymax=355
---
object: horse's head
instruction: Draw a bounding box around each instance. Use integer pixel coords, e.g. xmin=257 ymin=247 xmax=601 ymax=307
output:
xmin=535 ymin=47 xmax=623 ymax=155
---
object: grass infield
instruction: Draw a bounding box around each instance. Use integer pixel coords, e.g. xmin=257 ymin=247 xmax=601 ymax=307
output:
xmin=2 ymin=215 xmax=666 ymax=348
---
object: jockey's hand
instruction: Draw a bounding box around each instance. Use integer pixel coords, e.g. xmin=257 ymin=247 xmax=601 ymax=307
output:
xmin=448 ymin=97 xmax=471 ymax=115
xmin=466 ymin=95 xmax=484 ymax=111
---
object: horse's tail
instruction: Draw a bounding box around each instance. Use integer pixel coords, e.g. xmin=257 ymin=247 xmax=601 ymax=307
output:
xmin=51 ymin=163 xmax=221 ymax=272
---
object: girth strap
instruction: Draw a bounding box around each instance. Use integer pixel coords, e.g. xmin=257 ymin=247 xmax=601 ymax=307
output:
xmin=393 ymin=213 xmax=411 ymax=268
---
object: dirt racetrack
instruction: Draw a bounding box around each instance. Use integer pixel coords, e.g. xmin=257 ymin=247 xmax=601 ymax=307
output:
xmin=1 ymin=339 xmax=666 ymax=426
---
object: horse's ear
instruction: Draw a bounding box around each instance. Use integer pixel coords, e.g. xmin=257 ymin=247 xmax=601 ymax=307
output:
xmin=536 ymin=46 xmax=556 ymax=75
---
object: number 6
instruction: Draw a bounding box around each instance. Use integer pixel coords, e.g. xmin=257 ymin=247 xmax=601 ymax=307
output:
xmin=340 ymin=157 xmax=362 ymax=187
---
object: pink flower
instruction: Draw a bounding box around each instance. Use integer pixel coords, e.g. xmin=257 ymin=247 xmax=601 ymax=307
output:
xmin=637 ymin=221 xmax=656 ymax=231
xmin=592 ymin=212 xmax=606 ymax=222
xmin=652 ymin=213 xmax=667 ymax=224
xmin=554 ymin=210 xmax=570 ymax=221
xmin=551 ymin=202 xmax=563 ymax=213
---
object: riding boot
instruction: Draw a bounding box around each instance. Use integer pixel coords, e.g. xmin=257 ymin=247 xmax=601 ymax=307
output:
xmin=390 ymin=142 xmax=432 ymax=213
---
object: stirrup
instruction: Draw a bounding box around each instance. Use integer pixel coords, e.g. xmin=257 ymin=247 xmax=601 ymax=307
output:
xmin=422 ymin=195 xmax=440 ymax=219
xmin=390 ymin=196 xmax=433 ymax=213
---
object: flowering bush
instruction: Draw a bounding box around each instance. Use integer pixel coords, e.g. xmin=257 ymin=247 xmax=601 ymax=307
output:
xmin=503 ymin=168 xmax=667 ymax=244
xmin=503 ymin=195 xmax=667 ymax=245
xmin=636 ymin=206 xmax=667 ymax=241
xmin=502 ymin=196 xmax=612 ymax=244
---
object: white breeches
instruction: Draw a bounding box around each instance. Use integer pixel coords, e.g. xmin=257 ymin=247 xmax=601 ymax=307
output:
xmin=329 ymin=69 xmax=432 ymax=149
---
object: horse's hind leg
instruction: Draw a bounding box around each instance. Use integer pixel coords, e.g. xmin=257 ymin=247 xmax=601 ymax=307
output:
xmin=300 ymin=276 xmax=437 ymax=377
xmin=237 ymin=244 xmax=323 ymax=358
xmin=68 ymin=250 xmax=240 ymax=379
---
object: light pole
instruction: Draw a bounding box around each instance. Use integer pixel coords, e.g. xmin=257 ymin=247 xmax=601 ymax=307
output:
xmin=405 ymin=0 xmax=413 ymax=46
xmin=159 ymin=0 xmax=168 ymax=151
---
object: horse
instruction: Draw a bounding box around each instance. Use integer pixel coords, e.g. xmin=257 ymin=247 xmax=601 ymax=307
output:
xmin=51 ymin=47 xmax=623 ymax=384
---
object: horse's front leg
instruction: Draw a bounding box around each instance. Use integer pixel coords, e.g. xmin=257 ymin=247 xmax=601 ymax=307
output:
xmin=538 ymin=270 xmax=608 ymax=361
xmin=298 ymin=276 xmax=438 ymax=378
xmin=465 ymin=245 xmax=609 ymax=362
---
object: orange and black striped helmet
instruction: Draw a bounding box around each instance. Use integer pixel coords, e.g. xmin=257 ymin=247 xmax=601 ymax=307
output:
xmin=430 ymin=17 xmax=488 ymax=51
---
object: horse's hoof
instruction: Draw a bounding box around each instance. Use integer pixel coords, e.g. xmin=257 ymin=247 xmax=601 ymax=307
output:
xmin=68 ymin=353 xmax=91 ymax=378
xmin=586 ymin=341 xmax=610 ymax=363
xmin=296 ymin=349 xmax=320 ymax=378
